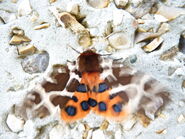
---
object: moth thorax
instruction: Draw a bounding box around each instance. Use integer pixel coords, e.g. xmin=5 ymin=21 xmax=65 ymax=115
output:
xmin=78 ymin=50 xmax=102 ymax=73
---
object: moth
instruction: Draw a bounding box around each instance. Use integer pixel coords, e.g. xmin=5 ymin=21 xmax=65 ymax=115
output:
xmin=16 ymin=50 xmax=169 ymax=123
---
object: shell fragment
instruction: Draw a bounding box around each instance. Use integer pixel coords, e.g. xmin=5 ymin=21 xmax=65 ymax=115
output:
xmin=17 ymin=44 xmax=36 ymax=56
xmin=114 ymin=0 xmax=128 ymax=8
xmin=160 ymin=46 xmax=179 ymax=60
xmin=34 ymin=23 xmax=50 ymax=30
xmin=87 ymin=0 xmax=109 ymax=9
xmin=6 ymin=114 xmax=25 ymax=132
xmin=142 ymin=37 xmax=163 ymax=52
xmin=9 ymin=35 xmax=31 ymax=45
xmin=108 ymin=32 xmax=131 ymax=49
xmin=156 ymin=4 xmax=185 ymax=21
xmin=18 ymin=0 xmax=32 ymax=16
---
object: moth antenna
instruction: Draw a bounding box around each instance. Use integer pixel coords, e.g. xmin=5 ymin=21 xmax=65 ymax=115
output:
xmin=104 ymin=31 xmax=122 ymax=39
xmin=67 ymin=60 xmax=73 ymax=63
xmin=100 ymin=53 xmax=112 ymax=56
xmin=0 ymin=16 xmax=5 ymax=24
xmin=97 ymin=50 xmax=112 ymax=56
xmin=67 ymin=44 xmax=81 ymax=54
xmin=113 ymin=58 xmax=123 ymax=61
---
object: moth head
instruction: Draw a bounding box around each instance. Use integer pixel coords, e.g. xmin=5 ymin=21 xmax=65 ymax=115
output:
xmin=78 ymin=50 xmax=102 ymax=73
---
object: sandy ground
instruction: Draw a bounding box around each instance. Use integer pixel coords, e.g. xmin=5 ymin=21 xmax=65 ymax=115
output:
xmin=0 ymin=0 xmax=185 ymax=139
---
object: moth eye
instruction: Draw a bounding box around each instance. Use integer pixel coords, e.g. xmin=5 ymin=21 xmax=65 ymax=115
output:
xmin=80 ymin=101 xmax=89 ymax=111
xmin=72 ymin=96 xmax=78 ymax=102
xmin=112 ymin=103 xmax=122 ymax=112
xmin=65 ymin=106 xmax=76 ymax=116
xmin=88 ymin=98 xmax=97 ymax=107
xmin=97 ymin=83 xmax=109 ymax=93
xmin=98 ymin=102 xmax=107 ymax=111
xmin=76 ymin=84 xmax=87 ymax=92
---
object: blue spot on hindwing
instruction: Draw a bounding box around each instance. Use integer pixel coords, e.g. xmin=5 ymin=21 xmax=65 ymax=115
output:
xmin=97 ymin=83 xmax=109 ymax=93
xmin=112 ymin=103 xmax=122 ymax=112
xmin=65 ymin=106 xmax=76 ymax=116
xmin=72 ymin=96 xmax=78 ymax=102
xmin=76 ymin=84 xmax=87 ymax=92
xmin=98 ymin=102 xmax=107 ymax=111
xmin=80 ymin=101 xmax=89 ymax=111
xmin=88 ymin=98 xmax=97 ymax=107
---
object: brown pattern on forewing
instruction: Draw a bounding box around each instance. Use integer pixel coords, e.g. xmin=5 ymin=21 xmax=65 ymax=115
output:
xmin=23 ymin=91 xmax=42 ymax=108
xmin=109 ymin=91 xmax=129 ymax=104
xmin=15 ymin=63 xmax=78 ymax=120
xmin=50 ymin=95 xmax=71 ymax=109
xmin=101 ymin=58 xmax=169 ymax=121
xmin=34 ymin=106 xmax=50 ymax=119
xmin=32 ymin=92 xmax=42 ymax=104
xmin=66 ymin=78 xmax=80 ymax=92
xmin=42 ymin=65 xmax=70 ymax=92
xmin=112 ymin=66 xmax=133 ymax=86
